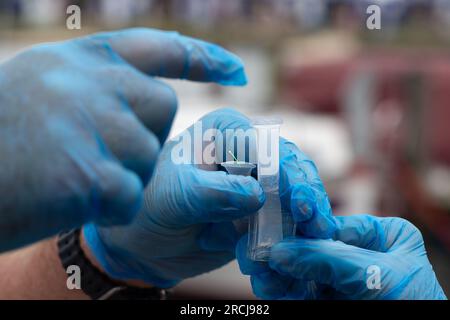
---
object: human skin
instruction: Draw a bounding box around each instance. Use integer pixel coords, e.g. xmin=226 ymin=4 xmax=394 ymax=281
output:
xmin=0 ymin=231 xmax=110 ymax=299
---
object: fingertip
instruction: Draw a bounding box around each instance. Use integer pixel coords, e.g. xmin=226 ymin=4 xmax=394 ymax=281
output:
xmin=125 ymin=129 xmax=161 ymax=187
xmin=206 ymin=107 xmax=249 ymax=120
xmin=187 ymin=171 xmax=263 ymax=223
xmin=296 ymin=215 xmax=336 ymax=239
xmin=199 ymin=41 xmax=248 ymax=86
xmin=97 ymin=111 xmax=161 ymax=188
xmin=290 ymin=185 xmax=315 ymax=222
xmin=140 ymin=130 xmax=161 ymax=184
xmin=232 ymin=175 xmax=265 ymax=213
xmin=291 ymin=188 xmax=314 ymax=223
xmin=216 ymin=65 xmax=248 ymax=86
xmin=290 ymin=184 xmax=336 ymax=239
xmin=269 ymin=242 xmax=295 ymax=271
xmin=94 ymin=163 xmax=144 ymax=226
xmin=144 ymin=80 xmax=178 ymax=144
xmin=200 ymin=107 xmax=252 ymax=134
xmin=108 ymin=173 xmax=143 ymax=225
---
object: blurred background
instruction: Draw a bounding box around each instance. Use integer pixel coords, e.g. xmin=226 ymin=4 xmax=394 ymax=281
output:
xmin=0 ymin=0 xmax=449 ymax=299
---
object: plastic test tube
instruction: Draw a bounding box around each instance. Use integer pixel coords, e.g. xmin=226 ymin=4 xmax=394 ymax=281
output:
xmin=221 ymin=161 xmax=256 ymax=234
xmin=248 ymin=117 xmax=295 ymax=261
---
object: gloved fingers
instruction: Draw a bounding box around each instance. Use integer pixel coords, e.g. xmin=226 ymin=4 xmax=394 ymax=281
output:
xmin=99 ymin=65 xmax=177 ymax=144
xmin=284 ymin=280 xmax=327 ymax=300
xmin=268 ymin=237 xmax=381 ymax=296
xmin=251 ymin=271 xmax=295 ymax=300
xmin=291 ymin=184 xmax=335 ymax=239
xmin=87 ymin=160 xmax=144 ymax=226
xmin=198 ymin=222 xmax=241 ymax=252
xmin=333 ymin=215 xmax=424 ymax=254
xmin=332 ymin=215 xmax=389 ymax=252
xmin=207 ymin=108 xmax=255 ymax=164
xmin=279 ymin=139 xmax=336 ymax=238
xmin=174 ymin=108 xmax=254 ymax=167
xmin=198 ymin=108 xmax=253 ymax=133
xmin=235 ymin=235 xmax=269 ymax=276
xmin=93 ymin=109 xmax=161 ymax=186
xmin=182 ymin=170 xmax=265 ymax=225
xmin=84 ymin=28 xmax=247 ymax=86
xmin=235 ymin=236 xmax=318 ymax=300
xmin=193 ymin=113 xmax=335 ymax=238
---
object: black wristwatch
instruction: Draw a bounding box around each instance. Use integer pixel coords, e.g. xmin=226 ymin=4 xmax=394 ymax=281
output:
xmin=57 ymin=229 xmax=167 ymax=300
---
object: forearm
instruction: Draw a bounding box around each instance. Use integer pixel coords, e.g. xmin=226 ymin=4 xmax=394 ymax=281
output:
xmin=0 ymin=237 xmax=89 ymax=300
xmin=0 ymin=229 xmax=152 ymax=300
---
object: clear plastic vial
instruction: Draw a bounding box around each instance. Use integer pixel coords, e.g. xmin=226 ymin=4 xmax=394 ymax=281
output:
xmin=248 ymin=117 xmax=295 ymax=261
xmin=221 ymin=161 xmax=256 ymax=234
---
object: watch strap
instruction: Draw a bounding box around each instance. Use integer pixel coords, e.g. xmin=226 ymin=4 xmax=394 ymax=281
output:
xmin=58 ymin=229 xmax=166 ymax=300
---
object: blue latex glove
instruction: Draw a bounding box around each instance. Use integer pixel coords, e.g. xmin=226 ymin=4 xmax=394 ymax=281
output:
xmin=84 ymin=108 xmax=264 ymax=287
xmin=84 ymin=108 xmax=336 ymax=287
xmin=279 ymin=138 xmax=335 ymax=238
xmin=237 ymin=215 xmax=447 ymax=300
xmin=0 ymin=28 xmax=247 ymax=252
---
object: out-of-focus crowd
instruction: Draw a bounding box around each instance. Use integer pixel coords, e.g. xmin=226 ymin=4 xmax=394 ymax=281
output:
xmin=1 ymin=0 xmax=450 ymax=30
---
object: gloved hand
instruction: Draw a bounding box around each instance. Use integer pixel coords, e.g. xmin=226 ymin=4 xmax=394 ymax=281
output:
xmin=84 ymin=108 xmax=336 ymax=288
xmin=237 ymin=215 xmax=447 ymax=300
xmin=0 ymin=28 xmax=247 ymax=252
xmin=279 ymin=138 xmax=335 ymax=238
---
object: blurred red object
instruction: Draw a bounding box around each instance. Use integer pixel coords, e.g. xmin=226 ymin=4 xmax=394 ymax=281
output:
xmin=280 ymin=50 xmax=450 ymax=164
xmin=280 ymin=50 xmax=450 ymax=249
